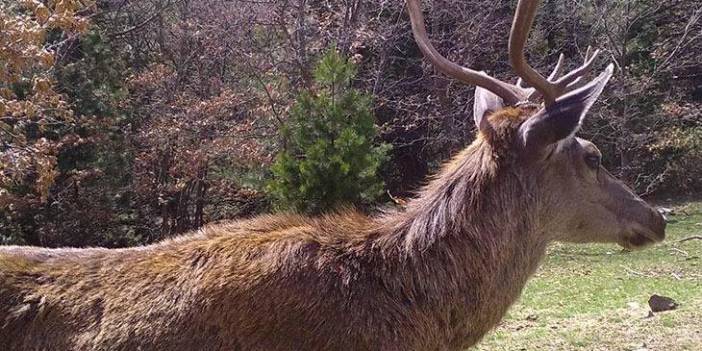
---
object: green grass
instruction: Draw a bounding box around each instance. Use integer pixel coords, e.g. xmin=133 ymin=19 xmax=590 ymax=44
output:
xmin=475 ymin=202 xmax=702 ymax=350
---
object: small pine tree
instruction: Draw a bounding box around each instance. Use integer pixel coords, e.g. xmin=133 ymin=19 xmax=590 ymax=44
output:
xmin=268 ymin=49 xmax=390 ymax=214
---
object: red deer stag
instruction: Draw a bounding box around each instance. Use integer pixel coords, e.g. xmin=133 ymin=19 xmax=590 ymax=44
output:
xmin=0 ymin=0 xmax=666 ymax=350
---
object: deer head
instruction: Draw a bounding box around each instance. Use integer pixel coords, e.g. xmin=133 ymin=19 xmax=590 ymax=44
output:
xmin=406 ymin=0 xmax=666 ymax=249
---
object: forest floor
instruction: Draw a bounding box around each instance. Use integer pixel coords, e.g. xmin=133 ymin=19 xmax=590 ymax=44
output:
xmin=475 ymin=201 xmax=702 ymax=351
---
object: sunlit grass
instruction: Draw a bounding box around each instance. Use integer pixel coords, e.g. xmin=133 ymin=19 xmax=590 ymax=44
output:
xmin=475 ymin=202 xmax=702 ymax=350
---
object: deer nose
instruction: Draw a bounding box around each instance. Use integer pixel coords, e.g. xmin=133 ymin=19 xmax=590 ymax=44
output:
xmin=650 ymin=210 xmax=667 ymax=241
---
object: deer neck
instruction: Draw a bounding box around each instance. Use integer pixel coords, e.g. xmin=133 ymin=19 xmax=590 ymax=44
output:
xmin=378 ymin=140 xmax=548 ymax=345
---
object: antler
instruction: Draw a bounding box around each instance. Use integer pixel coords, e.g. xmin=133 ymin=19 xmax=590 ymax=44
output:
xmin=406 ymin=0 xmax=525 ymax=105
xmin=407 ymin=0 xmax=604 ymax=107
xmin=509 ymin=0 xmax=601 ymax=105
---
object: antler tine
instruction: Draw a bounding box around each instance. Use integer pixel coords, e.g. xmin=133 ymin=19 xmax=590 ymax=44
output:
xmin=406 ymin=0 xmax=522 ymax=105
xmin=547 ymin=53 xmax=565 ymax=81
xmin=510 ymin=1 xmax=603 ymax=105
xmin=557 ymin=46 xmax=601 ymax=91
xmin=519 ymin=53 xmax=562 ymax=99
xmin=527 ymin=46 xmax=601 ymax=101
xmin=525 ymin=53 xmax=564 ymax=100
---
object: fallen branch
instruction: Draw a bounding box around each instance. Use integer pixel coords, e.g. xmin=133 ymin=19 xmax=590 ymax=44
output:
xmin=622 ymin=266 xmax=654 ymax=278
xmin=678 ymin=235 xmax=702 ymax=243
xmin=668 ymin=247 xmax=689 ymax=257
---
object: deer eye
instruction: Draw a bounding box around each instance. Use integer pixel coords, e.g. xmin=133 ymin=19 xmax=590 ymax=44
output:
xmin=584 ymin=154 xmax=601 ymax=170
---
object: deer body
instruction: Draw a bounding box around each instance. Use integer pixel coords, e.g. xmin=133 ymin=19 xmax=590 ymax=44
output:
xmin=1 ymin=132 xmax=547 ymax=351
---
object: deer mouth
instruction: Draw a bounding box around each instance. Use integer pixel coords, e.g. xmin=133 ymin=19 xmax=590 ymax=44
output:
xmin=619 ymin=229 xmax=663 ymax=250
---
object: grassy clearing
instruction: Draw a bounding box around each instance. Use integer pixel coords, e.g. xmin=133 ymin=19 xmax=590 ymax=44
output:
xmin=475 ymin=202 xmax=702 ymax=351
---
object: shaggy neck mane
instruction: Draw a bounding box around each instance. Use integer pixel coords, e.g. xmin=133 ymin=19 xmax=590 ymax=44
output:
xmin=378 ymin=128 xmax=536 ymax=256
xmin=371 ymin=116 xmax=547 ymax=347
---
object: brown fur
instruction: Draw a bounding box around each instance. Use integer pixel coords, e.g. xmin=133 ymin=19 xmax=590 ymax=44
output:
xmin=0 ymin=107 xmax=661 ymax=350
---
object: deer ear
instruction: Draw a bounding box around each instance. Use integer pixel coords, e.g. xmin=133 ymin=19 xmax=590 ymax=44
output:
xmin=519 ymin=64 xmax=614 ymax=151
xmin=473 ymin=85 xmax=504 ymax=133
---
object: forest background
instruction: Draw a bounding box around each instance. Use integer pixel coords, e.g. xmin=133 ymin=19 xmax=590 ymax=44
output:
xmin=2 ymin=0 xmax=701 ymax=247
